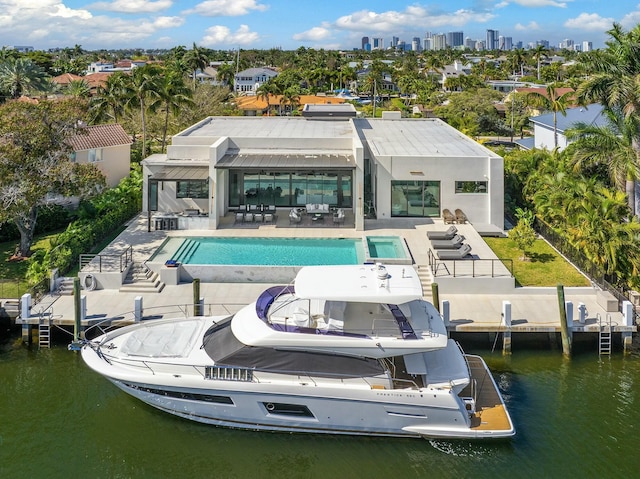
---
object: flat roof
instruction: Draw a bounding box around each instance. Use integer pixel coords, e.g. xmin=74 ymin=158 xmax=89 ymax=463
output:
xmin=216 ymin=153 xmax=354 ymax=169
xmin=354 ymin=118 xmax=500 ymax=158
xmin=180 ymin=116 xmax=354 ymax=140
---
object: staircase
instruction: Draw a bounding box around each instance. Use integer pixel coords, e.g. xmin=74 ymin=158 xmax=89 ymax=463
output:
xmin=38 ymin=318 xmax=51 ymax=349
xmin=416 ymin=265 xmax=433 ymax=298
xmin=57 ymin=277 xmax=75 ymax=296
xmin=598 ymin=313 xmax=612 ymax=355
xmin=119 ymin=263 xmax=165 ymax=293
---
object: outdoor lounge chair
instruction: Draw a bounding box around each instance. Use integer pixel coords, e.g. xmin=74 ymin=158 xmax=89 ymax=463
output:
xmin=427 ymin=225 xmax=458 ymax=240
xmin=437 ymin=243 xmax=472 ymax=260
xmin=289 ymin=209 xmax=302 ymax=225
xmin=443 ymin=209 xmax=456 ymax=224
xmin=234 ymin=212 xmax=244 ymax=224
xmin=455 ymin=208 xmax=468 ymax=224
xmin=333 ymin=208 xmax=345 ymax=225
xmin=431 ymin=234 xmax=465 ymax=250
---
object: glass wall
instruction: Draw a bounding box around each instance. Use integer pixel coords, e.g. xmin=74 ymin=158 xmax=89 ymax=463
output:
xmin=229 ymin=170 xmax=353 ymax=209
xmin=391 ymin=180 xmax=440 ymax=217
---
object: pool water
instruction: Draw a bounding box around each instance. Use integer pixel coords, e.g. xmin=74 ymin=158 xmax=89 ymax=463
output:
xmin=366 ymin=236 xmax=407 ymax=259
xmin=155 ymin=237 xmax=366 ymax=266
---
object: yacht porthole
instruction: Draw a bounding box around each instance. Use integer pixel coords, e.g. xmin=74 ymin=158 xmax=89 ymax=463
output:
xmin=266 ymin=403 xmax=275 ymax=411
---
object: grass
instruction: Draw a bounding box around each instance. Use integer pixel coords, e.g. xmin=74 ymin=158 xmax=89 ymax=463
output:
xmin=484 ymin=237 xmax=590 ymax=287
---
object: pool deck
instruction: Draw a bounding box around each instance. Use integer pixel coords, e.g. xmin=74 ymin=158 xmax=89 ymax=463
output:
xmin=16 ymin=213 xmax=636 ymax=349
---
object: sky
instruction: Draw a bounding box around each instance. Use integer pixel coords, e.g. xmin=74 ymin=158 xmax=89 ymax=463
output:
xmin=1 ymin=1 xmax=640 ymax=51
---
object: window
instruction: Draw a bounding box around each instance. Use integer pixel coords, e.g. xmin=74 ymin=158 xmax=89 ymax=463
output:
xmin=88 ymin=148 xmax=103 ymax=162
xmin=455 ymin=181 xmax=487 ymax=194
xmin=176 ymin=181 xmax=208 ymax=199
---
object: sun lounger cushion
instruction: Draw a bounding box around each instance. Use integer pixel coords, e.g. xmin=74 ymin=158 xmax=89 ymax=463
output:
xmin=427 ymin=225 xmax=457 ymax=240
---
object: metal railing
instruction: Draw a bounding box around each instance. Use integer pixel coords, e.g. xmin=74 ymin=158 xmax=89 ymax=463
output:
xmin=428 ymin=249 xmax=514 ymax=278
xmin=79 ymin=245 xmax=133 ymax=273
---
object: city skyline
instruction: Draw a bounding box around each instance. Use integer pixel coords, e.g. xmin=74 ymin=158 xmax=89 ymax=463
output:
xmin=1 ymin=1 xmax=639 ymax=51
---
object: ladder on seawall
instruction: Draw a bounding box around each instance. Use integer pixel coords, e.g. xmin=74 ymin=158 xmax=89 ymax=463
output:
xmin=38 ymin=316 xmax=51 ymax=349
xmin=598 ymin=313 xmax=612 ymax=356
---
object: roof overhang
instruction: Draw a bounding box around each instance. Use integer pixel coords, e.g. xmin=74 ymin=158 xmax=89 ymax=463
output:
xmin=215 ymin=153 xmax=355 ymax=170
xmin=149 ymin=166 xmax=209 ymax=181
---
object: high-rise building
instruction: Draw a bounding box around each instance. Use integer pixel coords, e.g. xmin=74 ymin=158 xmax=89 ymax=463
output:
xmin=486 ymin=29 xmax=499 ymax=50
xmin=412 ymin=37 xmax=421 ymax=52
xmin=464 ymin=37 xmax=475 ymax=50
xmin=498 ymin=36 xmax=512 ymax=51
xmin=372 ymin=37 xmax=384 ymax=50
xmin=423 ymin=37 xmax=432 ymax=51
xmin=391 ymin=36 xmax=399 ymax=48
xmin=432 ymin=33 xmax=447 ymax=51
xmin=447 ymin=31 xmax=464 ymax=48
xmin=361 ymin=36 xmax=369 ymax=50
xmin=582 ymin=41 xmax=593 ymax=52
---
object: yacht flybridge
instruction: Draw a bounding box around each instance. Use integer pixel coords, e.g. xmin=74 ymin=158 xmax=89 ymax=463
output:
xmin=81 ymin=264 xmax=515 ymax=439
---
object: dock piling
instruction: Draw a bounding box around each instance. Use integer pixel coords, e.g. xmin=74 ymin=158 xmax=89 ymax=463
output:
xmin=622 ymin=301 xmax=633 ymax=354
xmin=557 ymin=285 xmax=572 ymax=358
xmin=501 ymin=300 xmax=512 ymax=355
xmin=134 ymin=296 xmax=143 ymax=322
xmin=73 ymin=278 xmax=82 ymax=342
xmin=20 ymin=293 xmax=32 ymax=344
xmin=431 ymin=283 xmax=439 ymax=312
xmin=193 ymin=279 xmax=201 ymax=316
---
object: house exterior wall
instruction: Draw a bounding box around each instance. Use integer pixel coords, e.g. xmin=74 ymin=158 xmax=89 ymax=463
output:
xmin=533 ymin=123 xmax=569 ymax=150
xmin=74 ymin=143 xmax=130 ymax=187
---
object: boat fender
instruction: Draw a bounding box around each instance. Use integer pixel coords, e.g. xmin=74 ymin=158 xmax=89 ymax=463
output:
xmin=83 ymin=274 xmax=97 ymax=291
xmin=266 ymin=403 xmax=275 ymax=411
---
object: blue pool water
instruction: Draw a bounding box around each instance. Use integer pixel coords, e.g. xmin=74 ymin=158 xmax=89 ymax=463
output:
xmin=165 ymin=237 xmax=365 ymax=266
xmin=366 ymin=235 xmax=406 ymax=259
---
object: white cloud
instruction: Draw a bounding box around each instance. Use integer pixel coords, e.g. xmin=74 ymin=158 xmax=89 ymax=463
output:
xmin=620 ymin=8 xmax=640 ymax=29
xmin=334 ymin=7 xmax=494 ymax=33
xmin=201 ymin=24 xmax=259 ymax=46
xmin=184 ymin=0 xmax=268 ymax=17
xmin=514 ymin=21 xmax=541 ymax=31
xmin=293 ymin=26 xmax=332 ymax=42
xmin=88 ymin=0 xmax=173 ymax=13
xmin=501 ymin=0 xmax=568 ymax=6
xmin=564 ymin=12 xmax=614 ymax=31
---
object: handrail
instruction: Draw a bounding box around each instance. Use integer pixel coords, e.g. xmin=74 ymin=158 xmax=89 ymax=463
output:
xmin=79 ymin=244 xmax=133 ymax=273
xmin=428 ymin=249 xmax=514 ymax=278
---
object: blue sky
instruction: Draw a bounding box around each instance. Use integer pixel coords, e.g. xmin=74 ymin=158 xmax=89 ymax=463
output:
xmin=1 ymin=1 xmax=640 ymax=51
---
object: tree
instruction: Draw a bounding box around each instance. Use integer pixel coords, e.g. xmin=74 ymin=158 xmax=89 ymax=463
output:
xmin=155 ymin=68 xmax=193 ymax=152
xmin=526 ymin=84 xmax=575 ymax=148
xmin=0 ymin=99 xmax=105 ymax=257
xmin=184 ymin=42 xmax=209 ymax=89
xmin=510 ymin=208 xmax=537 ymax=260
xmin=123 ymin=64 xmax=161 ymax=156
xmin=0 ymin=57 xmax=50 ymax=100
xmin=65 ymin=79 xmax=91 ymax=98
xmin=565 ymin=108 xmax=640 ymax=213
xmin=90 ymin=72 xmax=128 ymax=124
xmin=531 ymin=44 xmax=549 ymax=81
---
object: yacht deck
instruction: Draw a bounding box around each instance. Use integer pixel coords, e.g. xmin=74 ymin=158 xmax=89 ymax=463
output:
xmin=464 ymin=355 xmax=513 ymax=432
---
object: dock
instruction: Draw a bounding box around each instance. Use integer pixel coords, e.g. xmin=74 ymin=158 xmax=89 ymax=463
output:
xmin=10 ymin=213 xmax=637 ymax=354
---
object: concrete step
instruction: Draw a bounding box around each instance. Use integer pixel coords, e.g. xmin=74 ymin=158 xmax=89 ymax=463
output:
xmin=57 ymin=277 xmax=75 ymax=296
xmin=120 ymin=270 xmax=165 ymax=293
xmin=416 ymin=265 xmax=433 ymax=297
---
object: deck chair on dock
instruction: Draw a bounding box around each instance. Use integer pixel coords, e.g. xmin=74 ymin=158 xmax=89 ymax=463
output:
xmin=443 ymin=209 xmax=456 ymax=224
xmin=431 ymin=235 xmax=465 ymax=250
xmin=436 ymin=243 xmax=472 ymax=260
xmin=427 ymin=225 xmax=458 ymax=240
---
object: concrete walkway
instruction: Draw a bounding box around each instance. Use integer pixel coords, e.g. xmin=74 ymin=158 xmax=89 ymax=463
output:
xmin=21 ymin=213 xmax=632 ymax=338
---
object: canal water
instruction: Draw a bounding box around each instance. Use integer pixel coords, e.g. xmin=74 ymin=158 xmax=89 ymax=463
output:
xmin=1 ymin=334 xmax=639 ymax=479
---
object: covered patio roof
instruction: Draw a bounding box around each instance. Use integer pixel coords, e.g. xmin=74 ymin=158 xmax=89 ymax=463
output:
xmin=149 ymin=166 xmax=209 ymax=181
xmin=215 ymin=153 xmax=355 ymax=170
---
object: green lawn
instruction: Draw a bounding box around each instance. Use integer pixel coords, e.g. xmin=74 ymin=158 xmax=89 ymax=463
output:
xmin=484 ymin=237 xmax=590 ymax=287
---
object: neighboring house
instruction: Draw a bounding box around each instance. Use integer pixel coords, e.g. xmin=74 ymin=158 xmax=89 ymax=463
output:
xmin=519 ymin=103 xmax=606 ymax=151
xmin=141 ymin=110 xmax=503 ymax=231
xmin=51 ymin=73 xmax=84 ymax=89
xmin=83 ymin=72 xmax=114 ymax=93
xmin=234 ymin=67 xmax=278 ymax=94
xmin=68 ymin=124 xmax=132 ymax=187
xmin=235 ymin=94 xmax=347 ymax=116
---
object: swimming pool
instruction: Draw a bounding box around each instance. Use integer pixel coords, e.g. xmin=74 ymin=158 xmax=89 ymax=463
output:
xmin=148 ymin=236 xmax=412 ymax=283
xmin=154 ymin=237 xmax=365 ymax=266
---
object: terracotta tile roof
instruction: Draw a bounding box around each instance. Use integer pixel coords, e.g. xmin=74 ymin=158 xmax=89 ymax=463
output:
xmin=236 ymin=94 xmax=346 ymax=110
xmin=51 ymin=73 xmax=83 ymax=85
xmin=84 ymin=72 xmax=120 ymax=89
xmin=68 ymin=124 xmax=131 ymax=151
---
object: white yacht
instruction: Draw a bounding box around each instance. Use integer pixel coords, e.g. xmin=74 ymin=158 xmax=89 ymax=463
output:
xmin=81 ymin=264 xmax=515 ymax=439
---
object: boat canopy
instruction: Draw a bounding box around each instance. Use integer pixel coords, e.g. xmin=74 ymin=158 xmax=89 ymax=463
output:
xmin=203 ymin=320 xmax=385 ymax=377
xmin=294 ymin=264 xmax=423 ymax=303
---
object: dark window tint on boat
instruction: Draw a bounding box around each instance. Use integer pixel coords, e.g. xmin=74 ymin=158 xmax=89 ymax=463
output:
xmin=263 ymin=402 xmax=315 ymax=418
xmin=123 ymin=383 xmax=234 ymax=405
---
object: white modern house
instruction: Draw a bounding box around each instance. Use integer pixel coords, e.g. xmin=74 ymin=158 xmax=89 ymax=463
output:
xmin=234 ymin=67 xmax=278 ymax=94
xmin=523 ymin=103 xmax=606 ymax=151
xmin=141 ymin=108 xmax=503 ymax=231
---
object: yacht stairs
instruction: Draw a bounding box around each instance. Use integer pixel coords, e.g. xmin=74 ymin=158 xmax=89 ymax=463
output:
xmin=598 ymin=313 xmax=612 ymax=355
xmin=120 ymin=263 xmax=165 ymax=293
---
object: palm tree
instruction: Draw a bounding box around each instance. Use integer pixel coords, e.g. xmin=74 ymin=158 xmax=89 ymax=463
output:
xmin=526 ymin=83 xmax=575 ymax=148
xmin=531 ymin=44 xmax=549 ymax=81
xmin=123 ymin=64 xmax=161 ymax=156
xmin=65 ymin=79 xmax=91 ymax=98
xmin=155 ymin=69 xmax=193 ymax=152
xmin=91 ymin=72 xmax=128 ymax=124
xmin=216 ymin=62 xmax=235 ymax=88
xmin=255 ymin=80 xmax=279 ymax=115
xmin=565 ymin=108 xmax=640 ymax=214
xmin=0 ymin=57 xmax=50 ymax=99
xmin=184 ymin=42 xmax=209 ymax=89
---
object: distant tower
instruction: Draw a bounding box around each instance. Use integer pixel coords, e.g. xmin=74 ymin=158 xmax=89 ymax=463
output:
xmin=361 ymin=36 xmax=369 ymax=50
xmin=486 ymin=29 xmax=499 ymax=50
xmin=582 ymin=41 xmax=593 ymax=52
xmin=447 ymin=31 xmax=464 ymax=48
